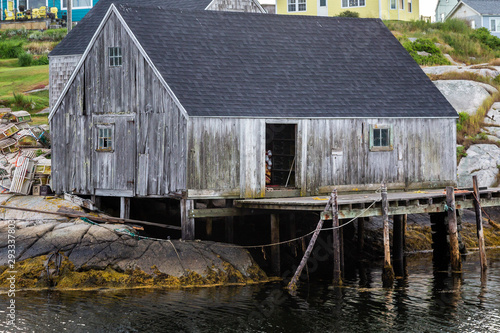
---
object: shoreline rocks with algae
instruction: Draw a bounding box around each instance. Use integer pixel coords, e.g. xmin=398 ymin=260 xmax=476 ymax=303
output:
xmin=0 ymin=196 xmax=268 ymax=291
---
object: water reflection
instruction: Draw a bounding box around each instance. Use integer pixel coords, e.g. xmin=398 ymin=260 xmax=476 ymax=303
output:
xmin=1 ymin=250 xmax=500 ymax=332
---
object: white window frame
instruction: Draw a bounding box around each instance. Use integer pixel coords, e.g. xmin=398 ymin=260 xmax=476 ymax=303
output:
xmin=288 ymin=0 xmax=306 ymax=12
xmin=96 ymin=124 xmax=114 ymax=152
xmin=491 ymin=18 xmax=499 ymax=32
xmin=408 ymin=0 xmax=412 ymax=13
xmin=390 ymin=0 xmax=396 ymax=10
xmin=369 ymin=125 xmax=393 ymax=152
xmin=400 ymin=0 xmax=404 ymax=10
xmin=61 ymin=0 xmax=93 ymax=10
xmin=18 ymin=0 xmax=48 ymax=11
xmin=341 ymin=0 xmax=366 ymax=8
xmin=108 ymin=47 xmax=122 ymax=67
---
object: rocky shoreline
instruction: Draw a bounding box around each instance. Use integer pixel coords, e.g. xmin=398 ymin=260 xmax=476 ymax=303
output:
xmin=0 ymin=196 xmax=269 ymax=291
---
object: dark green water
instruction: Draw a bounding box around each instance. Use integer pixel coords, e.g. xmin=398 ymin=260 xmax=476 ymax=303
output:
xmin=1 ymin=250 xmax=500 ymax=333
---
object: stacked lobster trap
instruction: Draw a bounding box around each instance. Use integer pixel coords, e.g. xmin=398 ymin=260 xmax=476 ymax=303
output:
xmin=0 ymin=109 xmax=51 ymax=195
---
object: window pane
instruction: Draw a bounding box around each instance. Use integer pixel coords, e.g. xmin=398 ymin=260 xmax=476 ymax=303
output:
xmin=492 ymin=20 xmax=497 ymax=32
xmin=320 ymin=0 xmax=326 ymax=6
xmin=298 ymin=0 xmax=306 ymax=11
xmin=359 ymin=0 xmax=365 ymax=6
xmin=391 ymin=0 xmax=396 ymax=9
xmin=349 ymin=0 xmax=358 ymax=7
xmin=381 ymin=129 xmax=389 ymax=147
xmin=342 ymin=0 xmax=348 ymax=6
xmin=374 ymin=129 xmax=381 ymax=147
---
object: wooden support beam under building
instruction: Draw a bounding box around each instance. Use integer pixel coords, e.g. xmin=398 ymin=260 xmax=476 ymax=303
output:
xmin=120 ymin=197 xmax=130 ymax=220
xmin=225 ymin=200 xmax=234 ymax=243
xmin=270 ymin=213 xmax=280 ymax=276
xmin=393 ymin=214 xmax=405 ymax=277
xmin=181 ymin=198 xmax=195 ymax=241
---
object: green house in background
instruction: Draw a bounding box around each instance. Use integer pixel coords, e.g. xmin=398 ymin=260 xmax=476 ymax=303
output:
xmin=1 ymin=0 xmax=98 ymax=22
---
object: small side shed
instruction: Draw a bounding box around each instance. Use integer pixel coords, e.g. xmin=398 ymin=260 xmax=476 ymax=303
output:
xmin=50 ymin=4 xmax=458 ymax=238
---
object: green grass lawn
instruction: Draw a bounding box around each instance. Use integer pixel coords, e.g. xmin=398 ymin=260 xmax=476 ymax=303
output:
xmin=0 ymin=58 xmax=49 ymax=125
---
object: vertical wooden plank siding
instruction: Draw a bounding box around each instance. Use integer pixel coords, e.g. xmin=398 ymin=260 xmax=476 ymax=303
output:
xmin=51 ymin=12 xmax=187 ymax=196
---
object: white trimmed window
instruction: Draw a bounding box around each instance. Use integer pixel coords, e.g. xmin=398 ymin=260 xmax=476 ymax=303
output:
xmin=108 ymin=47 xmax=122 ymax=67
xmin=400 ymin=0 xmax=404 ymax=10
xmin=491 ymin=18 xmax=500 ymax=32
xmin=408 ymin=0 xmax=412 ymax=13
xmin=342 ymin=0 xmax=366 ymax=7
xmin=288 ymin=0 xmax=306 ymax=12
xmin=369 ymin=125 xmax=393 ymax=151
xmin=97 ymin=125 xmax=113 ymax=151
xmin=390 ymin=0 xmax=396 ymax=10
xmin=61 ymin=0 xmax=92 ymax=9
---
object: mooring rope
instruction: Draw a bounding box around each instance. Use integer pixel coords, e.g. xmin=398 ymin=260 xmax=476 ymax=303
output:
xmin=210 ymin=194 xmax=382 ymax=249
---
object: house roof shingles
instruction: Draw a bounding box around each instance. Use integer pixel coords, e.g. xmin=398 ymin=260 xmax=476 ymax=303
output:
xmin=50 ymin=0 xmax=213 ymax=56
xmin=462 ymin=0 xmax=500 ymax=15
xmin=110 ymin=4 xmax=457 ymax=118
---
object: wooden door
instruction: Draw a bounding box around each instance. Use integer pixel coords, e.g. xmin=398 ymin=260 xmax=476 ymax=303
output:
xmin=92 ymin=115 xmax=136 ymax=197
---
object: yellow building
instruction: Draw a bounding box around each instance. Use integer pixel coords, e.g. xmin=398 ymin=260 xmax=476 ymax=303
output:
xmin=276 ymin=0 xmax=419 ymax=21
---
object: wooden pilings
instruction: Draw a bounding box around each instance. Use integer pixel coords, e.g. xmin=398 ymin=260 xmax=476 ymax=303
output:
xmin=287 ymin=191 xmax=335 ymax=291
xmin=446 ymin=186 xmax=462 ymax=272
xmin=332 ymin=190 xmax=342 ymax=285
xmin=225 ymin=200 xmax=234 ymax=243
xmin=270 ymin=213 xmax=280 ymax=276
xmin=181 ymin=199 xmax=195 ymax=240
xmin=472 ymin=176 xmax=488 ymax=272
xmin=120 ymin=197 xmax=130 ymax=220
xmin=381 ymin=183 xmax=394 ymax=287
xmin=393 ymin=214 xmax=405 ymax=277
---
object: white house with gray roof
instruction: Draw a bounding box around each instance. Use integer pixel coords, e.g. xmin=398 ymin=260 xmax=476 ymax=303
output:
xmin=446 ymin=0 xmax=500 ymax=37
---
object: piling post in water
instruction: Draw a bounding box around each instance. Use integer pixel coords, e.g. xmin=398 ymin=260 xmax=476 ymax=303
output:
xmin=357 ymin=217 xmax=365 ymax=255
xmin=393 ymin=214 xmax=405 ymax=277
xmin=446 ymin=186 xmax=462 ymax=272
xmin=287 ymin=191 xmax=335 ymax=291
xmin=472 ymin=176 xmax=488 ymax=272
xmin=381 ymin=183 xmax=394 ymax=287
xmin=225 ymin=200 xmax=234 ymax=243
xmin=181 ymin=198 xmax=195 ymax=240
xmin=332 ymin=190 xmax=342 ymax=286
xmin=270 ymin=213 xmax=280 ymax=276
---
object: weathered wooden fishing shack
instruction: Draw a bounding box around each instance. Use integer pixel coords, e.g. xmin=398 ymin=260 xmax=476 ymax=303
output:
xmin=49 ymin=4 xmax=458 ymax=245
xmin=48 ymin=0 xmax=267 ymax=109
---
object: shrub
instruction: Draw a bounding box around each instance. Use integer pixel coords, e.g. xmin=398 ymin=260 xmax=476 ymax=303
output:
xmin=402 ymin=38 xmax=451 ymax=65
xmin=337 ymin=10 xmax=359 ymax=18
xmin=456 ymin=112 xmax=470 ymax=132
xmin=12 ymin=92 xmax=34 ymax=110
xmin=0 ymin=40 xmax=24 ymax=58
xmin=33 ymin=55 xmax=49 ymax=65
xmin=471 ymin=28 xmax=500 ymax=50
xmin=17 ymin=52 xmax=33 ymax=67
xmin=457 ymin=146 xmax=467 ymax=161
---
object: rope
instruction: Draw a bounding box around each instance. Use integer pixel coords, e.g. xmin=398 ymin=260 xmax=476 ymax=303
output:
xmin=167 ymin=239 xmax=186 ymax=273
xmin=211 ymin=194 xmax=381 ymax=249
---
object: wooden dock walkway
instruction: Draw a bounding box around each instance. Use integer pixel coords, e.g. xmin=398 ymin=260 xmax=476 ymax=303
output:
xmin=228 ymin=187 xmax=500 ymax=219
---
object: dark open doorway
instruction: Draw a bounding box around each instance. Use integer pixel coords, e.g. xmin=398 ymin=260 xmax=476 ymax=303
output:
xmin=265 ymin=124 xmax=296 ymax=187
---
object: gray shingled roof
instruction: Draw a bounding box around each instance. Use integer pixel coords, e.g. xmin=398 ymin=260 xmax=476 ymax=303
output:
xmin=462 ymin=0 xmax=500 ymax=15
xmin=109 ymin=4 xmax=457 ymax=118
xmin=50 ymin=0 xmax=212 ymax=56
